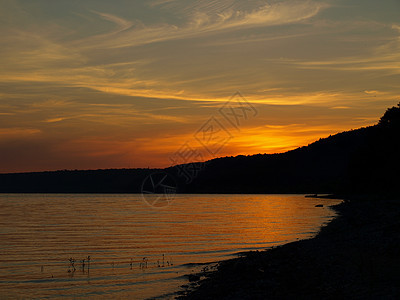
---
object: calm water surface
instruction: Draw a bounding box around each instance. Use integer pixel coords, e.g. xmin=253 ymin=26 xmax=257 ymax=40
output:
xmin=0 ymin=194 xmax=341 ymax=299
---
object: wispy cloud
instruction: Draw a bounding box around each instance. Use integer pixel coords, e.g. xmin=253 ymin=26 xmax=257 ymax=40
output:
xmin=1 ymin=0 xmax=400 ymax=172
xmin=75 ymin=1 xmax=328 ymax=49
xmin=278 ymin=22 xmax=400 ymax=76
xmin=0 ymin=1 xmax=331 ymax=105
xmin=0 ymin=128 xmax=41 ymax=138
xmin=92 ymin=11 xmax=134 ymax=32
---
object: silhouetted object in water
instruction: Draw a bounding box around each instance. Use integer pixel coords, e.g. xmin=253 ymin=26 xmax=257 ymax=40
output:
xmin=140 ymin=257 xmax=148 ymax=269
xmin=68 ymin=257 xmax=76 ymax=273
xmin=87 ymin=256 xmax=90 ymax=270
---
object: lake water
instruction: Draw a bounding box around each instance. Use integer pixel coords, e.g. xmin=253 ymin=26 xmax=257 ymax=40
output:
xmin=0 ymin=194 xmax=341 ymax=299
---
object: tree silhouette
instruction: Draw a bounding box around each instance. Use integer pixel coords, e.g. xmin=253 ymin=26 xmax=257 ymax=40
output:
xmin=378 ymin=102 xmax=400 ymax=127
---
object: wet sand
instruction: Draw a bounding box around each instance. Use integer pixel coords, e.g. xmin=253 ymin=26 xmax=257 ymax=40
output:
xmin=178 ymin=196 xmax=400 ymax=299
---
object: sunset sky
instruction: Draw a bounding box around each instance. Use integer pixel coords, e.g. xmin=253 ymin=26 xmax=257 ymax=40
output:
xmin=1 ymin=0 xmax=399 ymax=173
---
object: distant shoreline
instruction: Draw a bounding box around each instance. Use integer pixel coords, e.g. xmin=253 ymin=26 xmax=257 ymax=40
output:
xmin=178 ymin=195 xmax=400 ymax=299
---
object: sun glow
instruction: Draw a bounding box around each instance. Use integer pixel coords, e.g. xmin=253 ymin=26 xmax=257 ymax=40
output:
xmin=1 ymin=0 xmax=399 ymax=172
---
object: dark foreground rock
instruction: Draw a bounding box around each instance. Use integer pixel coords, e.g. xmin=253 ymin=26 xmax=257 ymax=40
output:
xmin=178 ymin=197 xmax=400 ymax=299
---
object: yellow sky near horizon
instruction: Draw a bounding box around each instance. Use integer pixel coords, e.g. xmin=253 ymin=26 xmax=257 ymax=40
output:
xmin=0 ymin=0 xmax=399 ymax=173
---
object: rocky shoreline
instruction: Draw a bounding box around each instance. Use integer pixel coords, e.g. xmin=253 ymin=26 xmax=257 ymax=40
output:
xmin=177 ymin=196 xmax=400 ymax=299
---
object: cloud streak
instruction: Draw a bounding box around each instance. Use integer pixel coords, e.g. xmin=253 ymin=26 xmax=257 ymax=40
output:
xmin=75 ymin=1 xmax=328 ymax=49
xmin=1 ymin=0 xmax=400 ymax=172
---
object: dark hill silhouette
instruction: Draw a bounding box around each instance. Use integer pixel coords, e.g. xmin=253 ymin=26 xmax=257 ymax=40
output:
xmin=1 ymin=103 xmax=399 ymax=194
xmin=0 ymin=168 xmax=158 ymax=193
xmin=174 ymin=103 xmax=399 ymax=194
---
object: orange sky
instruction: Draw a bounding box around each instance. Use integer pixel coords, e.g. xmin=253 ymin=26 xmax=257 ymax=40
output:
xmin=1 ymin=0 xmax=399 ymax=173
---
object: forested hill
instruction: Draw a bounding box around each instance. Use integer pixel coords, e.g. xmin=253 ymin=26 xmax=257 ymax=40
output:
xmin=177 ymin=103 xmax=400 ymax=194
xmin=1 ymin=104 xmax=399 ymax=195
